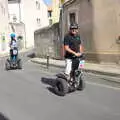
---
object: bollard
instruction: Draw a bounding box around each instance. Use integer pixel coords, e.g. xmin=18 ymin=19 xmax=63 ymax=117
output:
xmin=47 ymin=55 xmax=49 ymax=69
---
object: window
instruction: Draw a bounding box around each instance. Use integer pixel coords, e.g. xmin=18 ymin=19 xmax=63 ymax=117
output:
xmin=37 ymin=18 xmax=40 ymax=25
xmin=0 ymin=3 xmax=5 ymax=16
xmin=49 ymin=19 xmax=52 ymax=25
xmin=69 ymin=13 xmax=76 ymax=24
xmin=36 ymin=1 xmax=40 ymax=10
xmin=13 ymin=15 xmax=17 ymax=22
xmin=48 ymin=11 xmax=52 ymax=18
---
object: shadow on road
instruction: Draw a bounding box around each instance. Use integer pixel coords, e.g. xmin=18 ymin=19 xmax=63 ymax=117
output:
xmin=41 ymin=77 xmax=56 ymax=86
xmin=0 ymin=113 xmax=9 ymax=120
xmin=41 ymin=77 xmax=57 ymax=95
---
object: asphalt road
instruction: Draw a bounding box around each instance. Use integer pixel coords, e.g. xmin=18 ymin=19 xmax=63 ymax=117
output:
xmin=0 ymin=53 xmax=120 ymax=120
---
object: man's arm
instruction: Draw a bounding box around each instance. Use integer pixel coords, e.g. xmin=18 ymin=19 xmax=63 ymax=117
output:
xmin=64 ymin=45 xmax=81 ymax=56
xmin=64 ymin=45 xmax=76 ymax=55
xmin=64 ymin=35 xmax=77 ymax=55
xmin=64 ymin=35 xmax=81 ymax=56
xmin=80 ymin=44 xmax=84 ymax=53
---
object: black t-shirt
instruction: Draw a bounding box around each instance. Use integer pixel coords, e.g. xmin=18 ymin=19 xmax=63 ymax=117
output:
xmin=64 ymin=33 xmax=81 ymax=59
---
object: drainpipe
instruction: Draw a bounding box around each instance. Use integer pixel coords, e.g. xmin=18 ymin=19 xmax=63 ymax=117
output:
xmin=59 ymin=4 xmax=64 ymax=59
xmin=18 ymin=2 xmax=21 ymax=22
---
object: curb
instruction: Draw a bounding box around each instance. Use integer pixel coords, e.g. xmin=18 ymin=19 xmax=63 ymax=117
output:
xmin=83 ymin=69 xmax=120 ymax=78
xmin=83 ymin=69 xmax=120 ymax=84
xmin=31 ymin=59 xmax=65 ymax=68
xmin=31 ymin=59 xmax=120 ymax=84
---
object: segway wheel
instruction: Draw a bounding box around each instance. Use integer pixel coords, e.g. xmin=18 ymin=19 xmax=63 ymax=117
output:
xmin=17 ymin=59 xmax=22 ymax=69
xmin=5 ymin=60 xmax=10 ymax=70
xmin=77 ymin=75 xmax=85 ymax=91
xmin=55 ymin=78 xmax=68 ymax=96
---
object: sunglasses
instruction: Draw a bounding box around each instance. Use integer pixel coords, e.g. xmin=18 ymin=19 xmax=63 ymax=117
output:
xmin=71 ymin=29 xmax=78 ymax=32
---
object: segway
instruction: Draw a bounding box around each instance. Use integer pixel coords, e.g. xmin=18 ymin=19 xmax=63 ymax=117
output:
xmin=55 ymin=54 xmax=85 ymax=96
xmin=5 ymin=47 xmax=22 ymax=70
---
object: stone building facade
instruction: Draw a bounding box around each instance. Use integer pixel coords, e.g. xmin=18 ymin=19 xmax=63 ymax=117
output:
xmin=0 ymin=0 xmax=9 ymax=53
xmin=60 ymin=0 xmax=120 ymax=64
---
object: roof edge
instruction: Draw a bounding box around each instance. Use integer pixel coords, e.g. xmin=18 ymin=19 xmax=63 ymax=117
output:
xmin=63 ymin=0 xmax=76 ymax=8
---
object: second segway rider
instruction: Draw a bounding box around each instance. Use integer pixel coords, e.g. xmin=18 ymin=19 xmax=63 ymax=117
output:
xmin=9 ymin=33 xmax=18 ymax=60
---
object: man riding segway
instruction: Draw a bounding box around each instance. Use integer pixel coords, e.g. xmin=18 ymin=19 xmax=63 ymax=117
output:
xmin=55 ymin=23 xmax=85 ymax=96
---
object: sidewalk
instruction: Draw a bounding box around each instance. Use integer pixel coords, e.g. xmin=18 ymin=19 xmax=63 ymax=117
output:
xmin=31 ymin=58 xmax=120 ymax=82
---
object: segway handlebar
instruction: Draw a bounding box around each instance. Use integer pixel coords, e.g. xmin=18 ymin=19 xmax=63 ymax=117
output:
xmin=73 ymin=53 xmax=85 ymax=60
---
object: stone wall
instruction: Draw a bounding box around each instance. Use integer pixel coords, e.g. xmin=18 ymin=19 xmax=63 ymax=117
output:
xmin=34 ymin=23 xmax=61 ymax=59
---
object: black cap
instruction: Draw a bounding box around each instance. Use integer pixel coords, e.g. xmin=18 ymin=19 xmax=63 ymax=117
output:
xmin=70 ymin=23 xmax=79 ymax=29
